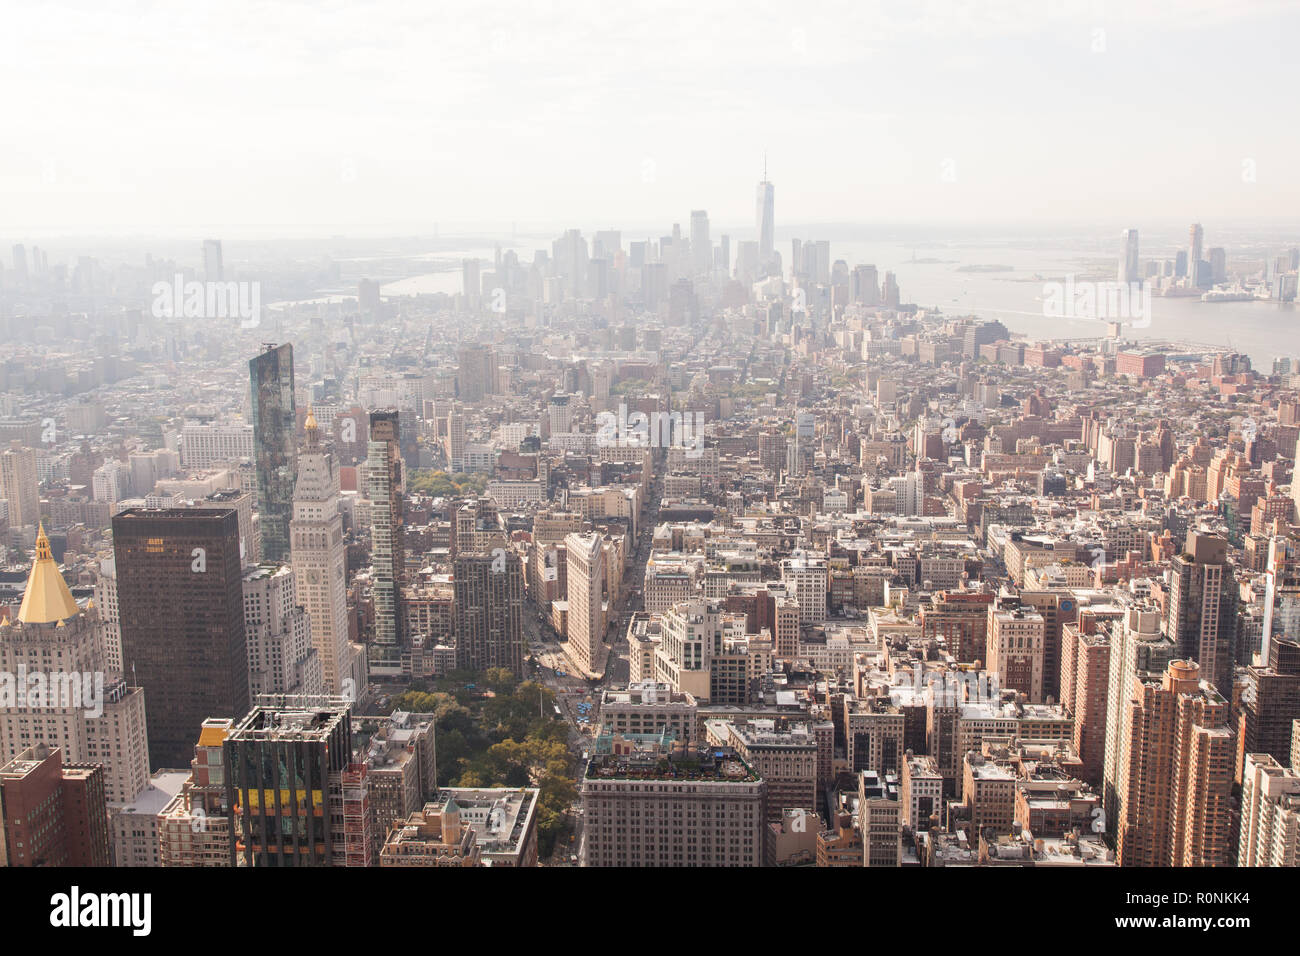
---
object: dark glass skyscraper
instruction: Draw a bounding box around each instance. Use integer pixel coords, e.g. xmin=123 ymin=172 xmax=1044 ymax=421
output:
xmin=112 ymin=508 xmax=250 ymax=768
xmin=249 ymin=343 xmax=297 ymax=563
xmin=224 ymin=698 xmax=353 ymax=867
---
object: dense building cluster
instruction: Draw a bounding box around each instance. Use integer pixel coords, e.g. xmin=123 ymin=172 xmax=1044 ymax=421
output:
xmin=3 ymin=205 xmax=1300 ymax=869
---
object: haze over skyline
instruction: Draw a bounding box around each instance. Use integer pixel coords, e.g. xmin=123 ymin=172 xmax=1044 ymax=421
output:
xmin=3 ymin=0 xmax=1298 ymax=235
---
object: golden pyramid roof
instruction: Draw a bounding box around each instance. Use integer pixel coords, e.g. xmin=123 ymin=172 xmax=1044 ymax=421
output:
xmin=17 ymin=524 xmax=80 ymax=625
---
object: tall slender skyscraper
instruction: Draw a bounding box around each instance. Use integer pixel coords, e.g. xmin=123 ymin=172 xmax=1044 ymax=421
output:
xmin=367 ymin=410 xmax=405 ymax=675
xmin=113 ymin=508 xmax=249 ymax=768
xmin=203 ymin=239 xmax=223 ymax=282
xmin=1118 ymin=228 xmax=1140 ymax=283
xmin=690 ymin=210 xmax=711 ymax=277
xmin=249 ymin=344 xmax=297 ymax=563
xmin=445 ymin=405 xmax=466 ymax=473
xmin=1189 ymin=222 xmax=1204 ymax=282
xmin=291 ymin=409 xmax=352 ymax=694
xmin=10 ymin=245 xmax=27 ymax=286
xmin=1102 ymin=606 xmax=1175 ymax=828
xmin=564 ymin=532 xmax=605 ymax=678
xmin=756 ymin=176 xmax=775 ymax=272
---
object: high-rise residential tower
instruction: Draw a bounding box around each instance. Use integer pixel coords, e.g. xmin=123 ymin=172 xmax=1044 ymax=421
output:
xmin=1167 ymin=531 xmax=1237 ymax=697
xmin=1114 ymin=659 xmax=1235 ymax=867
xmin=367 ymin=409 xmax=405 ymax=675
xmin=249 ymin=343 xmax=297 ymax=563
xmin=1102 ymin=605 xmax=1176 ymax=825
xmin=0 ymin=441 xmax=39 ymax=531
xmin=445 ymin=405 xmax=466 ymax=473
xmin=1237 ymin=752 xmax=1300 ymax=867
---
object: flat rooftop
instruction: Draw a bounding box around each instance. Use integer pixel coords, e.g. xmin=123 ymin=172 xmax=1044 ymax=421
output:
xmin=586 ymin=746 xmax=760 ymax=783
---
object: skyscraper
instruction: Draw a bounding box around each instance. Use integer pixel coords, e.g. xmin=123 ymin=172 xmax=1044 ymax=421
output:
xmin=242 ymin=563 xmax=321 ymax=697
xmin=755 ymin=177 xmax=775 ymax=272
xmin=456 ymin=345 xmax=495 ymax=403
xmin=1188 ymin=222 xmax=1204 ymax=285
xmin=203 ymin=239 xmax=223 ymax=282
xmin=10 ymin=244 xmax=27 ymax=286
xmin=548 ymin=394 xmax=571 ymax=435
xmin=367 ymin=410 xmax=405 ymax=675
xmin=0 ymin=441 xmax=40 ymax=531
xmin=461 ymin=258 xmax=481 ymax=310
xmin=1237 ymin=752 xmax=1300 ymax=866
xmin=453 ymin=549 xmax=525 ymax=673
xmin=1114 ymin=659 xmax=1235 ymax=867
xmin=1237 ymin=638 xmax=1300 ymax=774
xmin=249 ymin=344 xmax=297 ymax=563
xmin=853 ymin=264 xmax=881 ymax=306
xmin=882 ymin=272 xmax=901 ymax=309
xmin=1 ymin=525 xmax=150 ymax=805
xmin=223 ymin=697 xmax=356 ymax=867
xmin=565 ymin=532 xmax=605 ymax=678
xmin=551 ymin=228 xmax=588 ymax=300
xmin=113 ymin=508 xmax=249 ymax=769
xmin=1118 ymin=228 xmax=1140 ymax=283
xmin=1167 ymin=531 xmax=1237 ymax=697
xmin=445 ymin=405 xmax=466 ymax=473
xmin=690 ymin=209 xmax=711 ymax=277
xmin=291 ymin=409 xmax=353 ymax=694
xmin=1208 ymin=246 xmax=1227 ymax=283
xmin=1102 ymin=605 xmax=1175 ymax=825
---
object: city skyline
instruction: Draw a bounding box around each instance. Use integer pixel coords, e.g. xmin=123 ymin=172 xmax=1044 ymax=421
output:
xmin=3 ymin=0 xmax=1300 ymax=913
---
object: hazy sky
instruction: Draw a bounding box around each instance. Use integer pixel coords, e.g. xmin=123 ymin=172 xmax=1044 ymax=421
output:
xmin=4 ymin=0 xmax=1298 ymax=236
